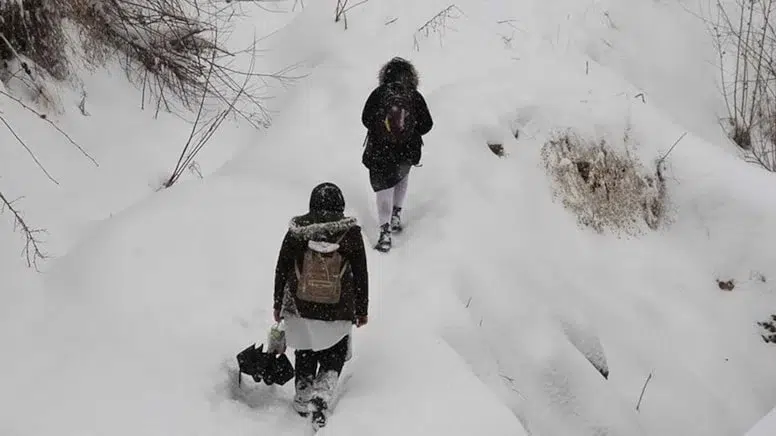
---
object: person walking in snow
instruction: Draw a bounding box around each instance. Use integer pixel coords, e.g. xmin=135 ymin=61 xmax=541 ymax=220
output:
xmin=361 ymin=56 xmax=433 ymax=252
xmin=273 ymin=182 xmax=369 ymax=429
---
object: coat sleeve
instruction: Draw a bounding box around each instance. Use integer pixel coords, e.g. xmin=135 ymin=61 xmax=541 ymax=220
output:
xmin=414 ymin=91 xmax=433 ymax=136
xmin=273 ymin=231 xmax=295 ymax=311
xmin=347 ymin=228 xmax=369 ymax=317
xmin=361 ymin=87 xmax=383 ymax=132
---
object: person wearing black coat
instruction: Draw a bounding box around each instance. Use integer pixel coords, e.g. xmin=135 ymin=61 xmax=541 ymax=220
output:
xmin=273 ymin=182 xmax=369 ymax=426
xmin=361 ymin=57 xmax=433 ymax=252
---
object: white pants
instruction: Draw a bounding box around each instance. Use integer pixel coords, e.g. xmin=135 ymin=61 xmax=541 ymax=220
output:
xmin=375 ymin=172 xmax=410 ymax=226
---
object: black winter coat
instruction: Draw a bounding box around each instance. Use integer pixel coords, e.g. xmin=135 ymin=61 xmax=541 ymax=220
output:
xmin=273 ymin=213 xmax=368 ymax=322
xmin=361 ymin=86 xmax=433 ymax=170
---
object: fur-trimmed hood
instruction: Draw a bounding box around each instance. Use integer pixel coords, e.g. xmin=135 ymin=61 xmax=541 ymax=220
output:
xmin=288 ymin=214 xmax=358 ymax=241
xmin=379 ymin=57 xmax=419 ymax=89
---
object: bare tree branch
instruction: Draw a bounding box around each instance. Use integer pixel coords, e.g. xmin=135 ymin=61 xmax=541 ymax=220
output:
xmin=71 ymin=0 xmax=302 ymax=129
xmin=162 ymin=24 xmax=260 ymax=189
xmin=0 ymin=112 xmax=59 ymax=185
xmin=0 ymin=189 xmax=47 ymax=270
xmin=658 ymin=132 xmax=688 ymax=163
xmin=413 ymin=4 xmax=464 ymax=51
xmin=335 ymin=0 xmax=368 ymax=29
xmin=164 ymin=33 xmax=219 ymax=188
xmin=707 ymin=0 xmax=776 ymax=170
xmin=636 ymin=371 xmax=654 ymax=412
xmin=0 ymin=89 xmax=98 ymax=167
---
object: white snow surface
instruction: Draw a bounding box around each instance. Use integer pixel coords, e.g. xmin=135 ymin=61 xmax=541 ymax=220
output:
xmin=745 ymin=406 xmax=776 ymax=436
xmin=2 ymin=1 xmax=776 ymax=435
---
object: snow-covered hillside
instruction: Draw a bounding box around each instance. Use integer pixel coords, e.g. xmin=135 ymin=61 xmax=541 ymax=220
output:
xmin=2 ymin=1 xmax=775 ymax=435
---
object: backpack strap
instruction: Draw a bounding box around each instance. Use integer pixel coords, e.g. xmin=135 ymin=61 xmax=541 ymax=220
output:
xmin=334 ymin=229 xmax=349 ymax=245
xmin=330 ymin=231 xmax=350 ymax=278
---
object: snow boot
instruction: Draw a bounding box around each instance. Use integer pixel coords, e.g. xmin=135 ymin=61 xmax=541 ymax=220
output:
xmin=375 ymin=223 xmax=391 ymax=252
xmin=293 ymin=377 xmax=313 ymax=417
xmin=293 ymin=398 xmax=310 ymax=417
xmin=390 ymin=206 xmax=403 ymax=233
xmin=310 ymin=397 xmax=328 ymax=430
xmin=309 ymin=370 xmax=337 ymax=430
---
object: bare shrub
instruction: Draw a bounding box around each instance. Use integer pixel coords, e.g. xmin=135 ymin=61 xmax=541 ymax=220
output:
xmin=708 ymin=0 xmax=776 ymax=170
xmin=0 ymin=0 xmax=299 ymax=264
xmin=66 ymin=1 xmax=303 ymax=188
xmin=413 ymin=4 xmax=464 ymax=51
xmin=541 ymin=129 xmax=667 ymax=235
xmin=1 ymin=0 xmax=72 ymax=112
xmin=72 ymin=0 xmax=217 ymax=111
xmin=2 ymin=0 xmax=298 ymax=144
xmin=161 ymin=51 xmax=236 ymax=189
xmin=0 ymin=69 xmax=96 ymax=268
xmin=3 ymin=0 xmax=297 ymax=120
xmin=0 ymin=0 xmax=95 ymax=269
xmin=0 ymin=0 xmax=70 ymax=80
xmin=71 ymin=1 xmax=250 ymax=120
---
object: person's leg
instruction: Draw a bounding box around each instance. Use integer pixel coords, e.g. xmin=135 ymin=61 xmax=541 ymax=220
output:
xmin=391 ymin=171 xmax=410 ymax=231
xmin=375 ymin=188 xmax=394 ymax=251
xmin=371 ymin=166 xmax=404 ymax=252
xmin=293 ymin=349 xmax=318 ymax=416
xmin=316 ymin=335 xmax=349 ymax=377
xmin=375 ymin=188 xmax=394 ymax=227
xmin=392 ymin=170 xmax=410 ymax=210
xmin=310 ymin=336 xmax=350 ymax=421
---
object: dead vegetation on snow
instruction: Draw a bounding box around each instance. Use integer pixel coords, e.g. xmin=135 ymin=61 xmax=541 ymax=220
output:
xmin=541 ymin=129 xmax=668 ymax=236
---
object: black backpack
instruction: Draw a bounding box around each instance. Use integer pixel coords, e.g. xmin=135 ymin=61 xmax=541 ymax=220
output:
xmin=377 ymin=81 xmax=417 ymax=145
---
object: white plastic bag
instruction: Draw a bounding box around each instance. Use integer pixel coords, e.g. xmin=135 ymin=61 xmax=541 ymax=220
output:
xmin=266 ymin=322 xmax=286 ymax=355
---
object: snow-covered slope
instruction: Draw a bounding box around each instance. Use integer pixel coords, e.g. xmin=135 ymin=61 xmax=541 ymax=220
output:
xmin=1 ymin=1 xmax=775 ymax=435
xmin=746 ymin=406 xmax=776 ymax=436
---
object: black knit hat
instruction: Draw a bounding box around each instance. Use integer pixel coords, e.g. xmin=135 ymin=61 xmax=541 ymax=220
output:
xmin=309 ymin=182 xmax=345 ymax=213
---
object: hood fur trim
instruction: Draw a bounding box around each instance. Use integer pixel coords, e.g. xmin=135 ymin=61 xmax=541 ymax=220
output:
xmin=288 ymin=216 xmax=358 ymax=239
xmin=379 ymin=57 xmax=419 ymax=88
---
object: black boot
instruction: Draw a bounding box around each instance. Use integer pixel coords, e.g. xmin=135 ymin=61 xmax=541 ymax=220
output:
xmin=390 ymin=207 xmax=403 ymax=233
xmin=375 ymin=223 xmax=391 ymax=252
xmin=310 ymin=397 xmax=328 ymax=430
xmin=293 ymin=376 xmax=313 ymax=417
